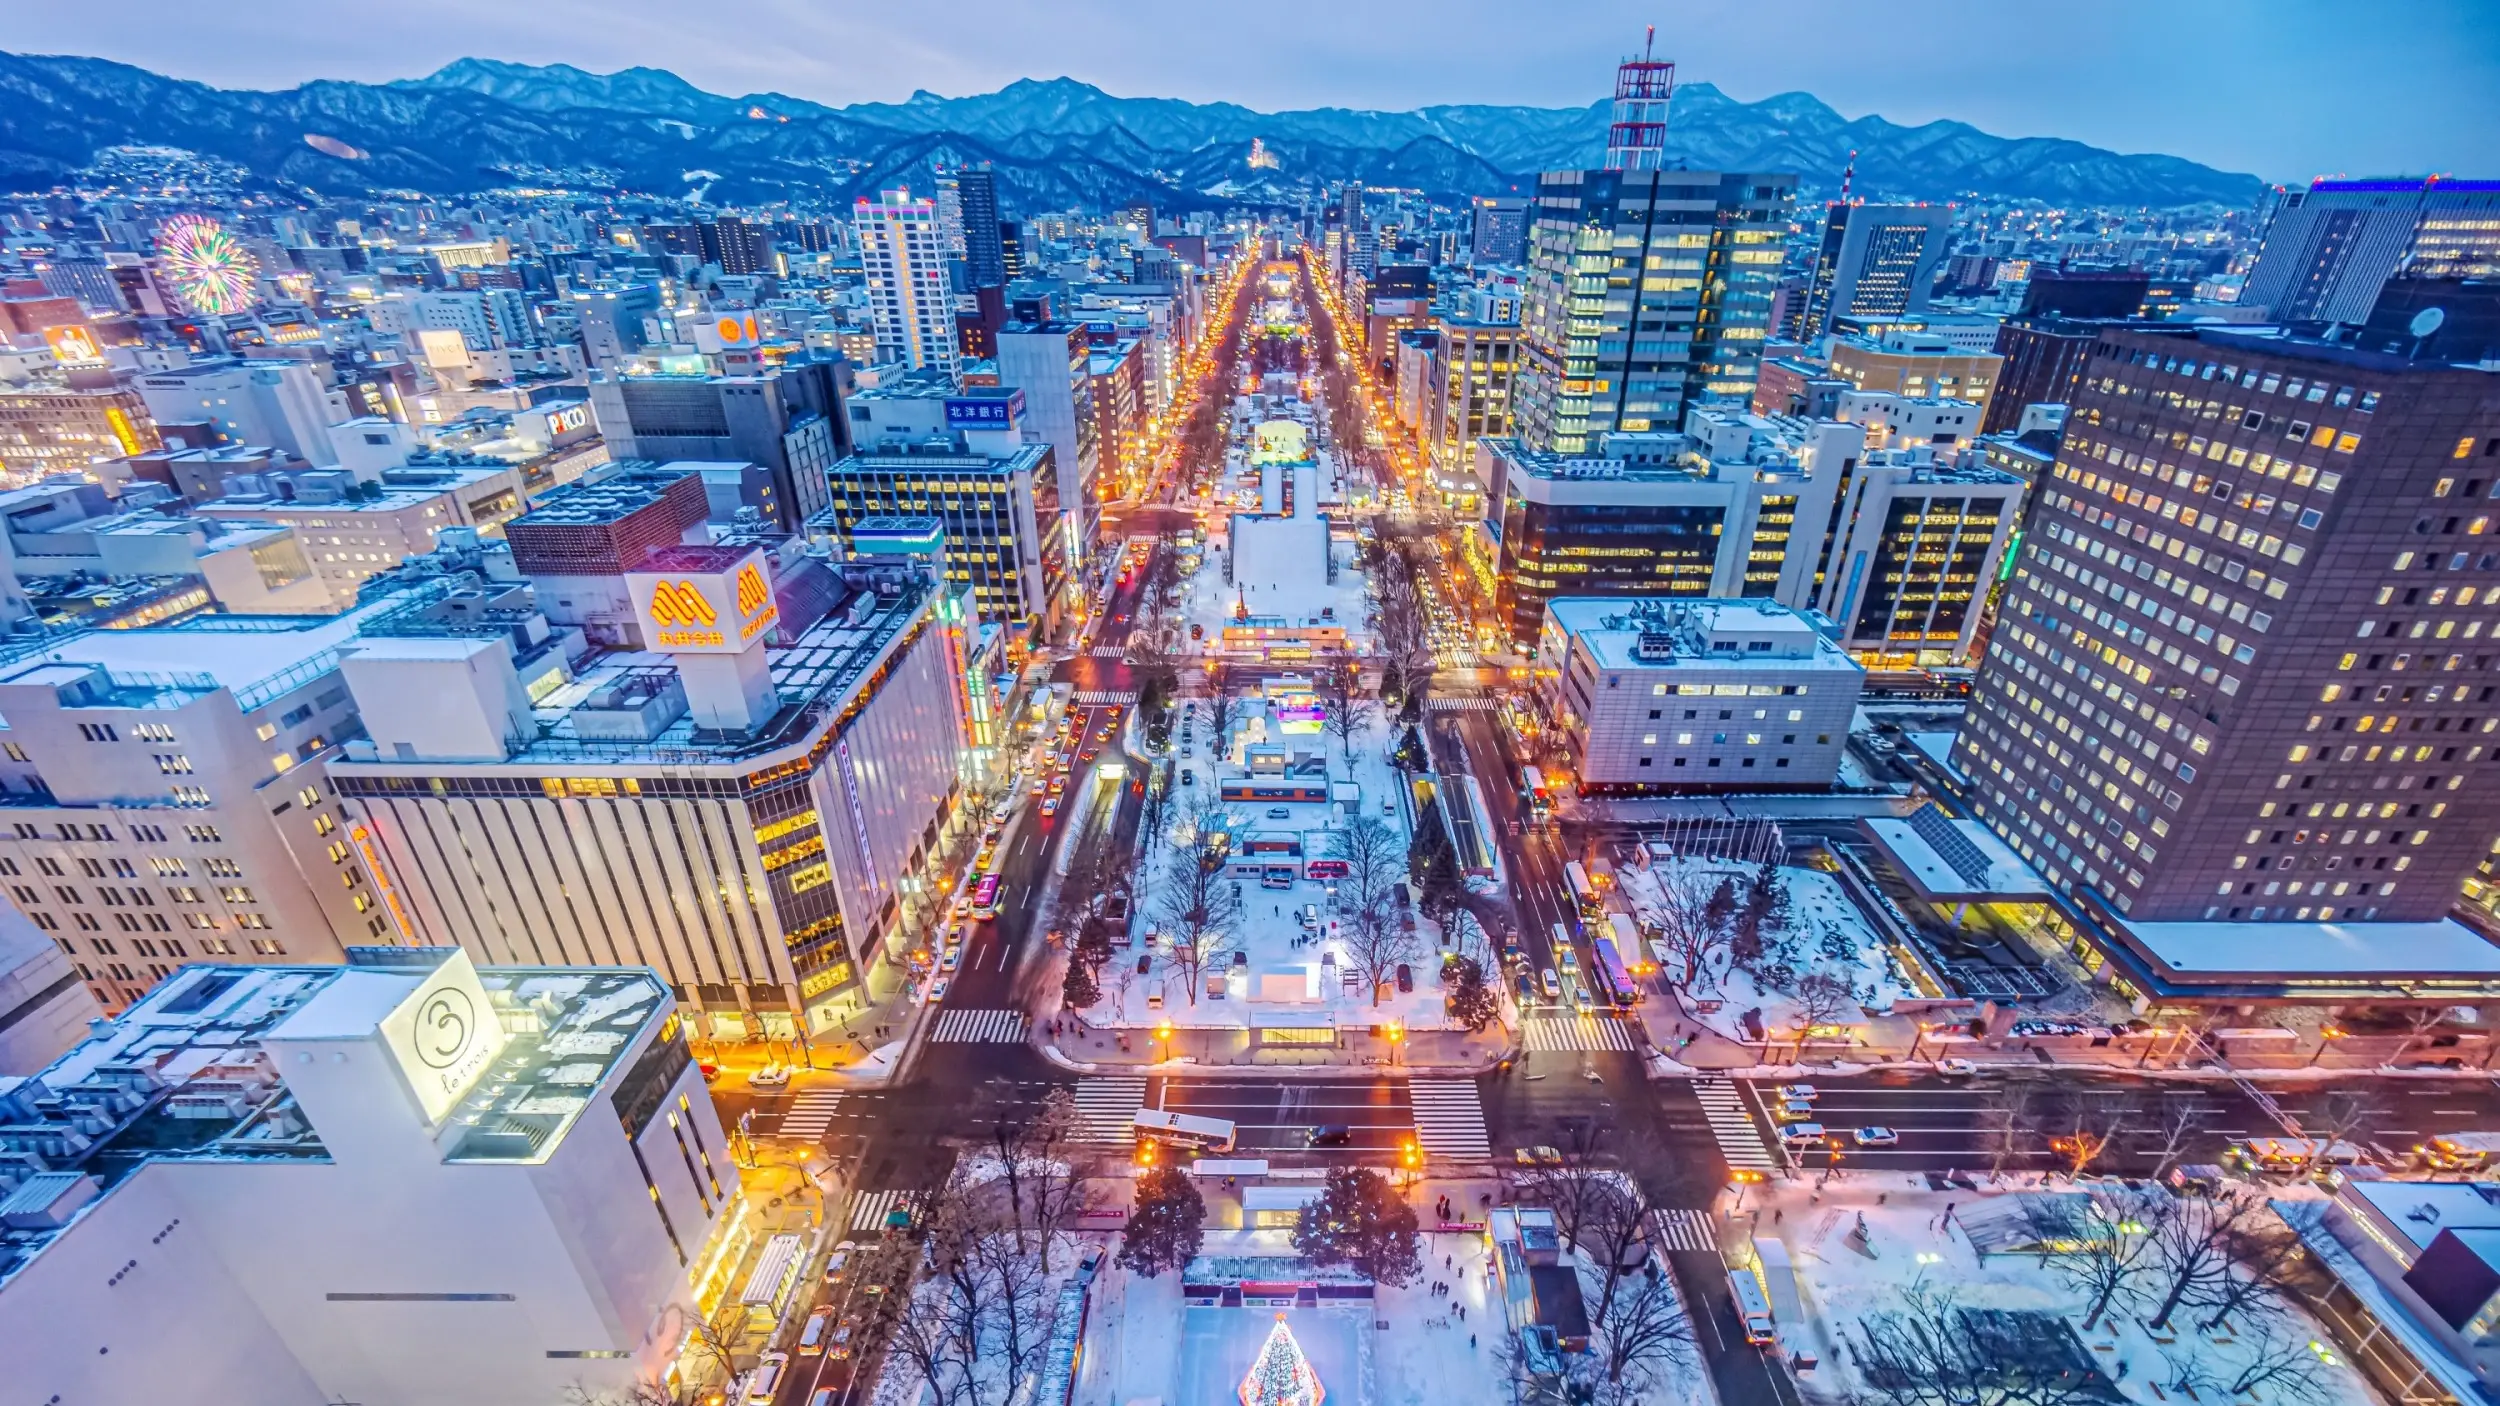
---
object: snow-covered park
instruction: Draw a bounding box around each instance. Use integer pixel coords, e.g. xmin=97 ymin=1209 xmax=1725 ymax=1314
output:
xmin=1734 ymin=1175 xmax=2377 ymax=1406
xmin=1617 ymin=854 xmax=1914 ymax=1051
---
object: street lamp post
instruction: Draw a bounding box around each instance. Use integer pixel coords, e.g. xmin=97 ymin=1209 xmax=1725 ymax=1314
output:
xmin=2310 ymin=1025 xmax=2347 ymax=1067
xmin=1385 ymin=1020 xmax=1405 ymax=1068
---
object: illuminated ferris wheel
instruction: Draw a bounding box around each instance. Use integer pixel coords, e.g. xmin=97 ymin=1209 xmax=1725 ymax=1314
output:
xmin=155 ymin=214 xmax=261 ymax=317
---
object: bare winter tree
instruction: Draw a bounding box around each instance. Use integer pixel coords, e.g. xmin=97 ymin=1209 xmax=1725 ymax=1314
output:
xmin=1314 ymin=649 xmax=1376 ymax=761
xmin=2039 ymin=1185 xmax=2170 ymax=1331
xmin=1784 ymin=972 xmax=1858 ymax=1062
xmin=2143 ymin=1188 xmax=2284 ymax=1333
xmin=2219 ymin=1318 xmax=2334 ymax=1405
xmin=1978 ymin=1084 xmax=2039 ymax=1179
xmin=1846 ymin=1284 xmax=2121 ymax=1406
xmin=1153 ymin=813 xmax=1244 ymax=1008
xmin=1645 ymin=864 xmax=1738 ymax=999
xmin=1505 ymin=1119 xmax=1621 ymax=1259
xmin=2046 ymin=1087 xmax=2136 ymax=1179
xmin=1581 ymin=1260 xmax=1695 ymax=1406
xmin=2136 ymin=1093 xmax=2205 ymax=1180
xmin=2392 ymin=1004 xmax=2457 ymax=1067
xmin=978 ymin=1086 xmax=1097 ymax=1267
xmin=2299 ymin=1087 xmax=2383 ymax=1168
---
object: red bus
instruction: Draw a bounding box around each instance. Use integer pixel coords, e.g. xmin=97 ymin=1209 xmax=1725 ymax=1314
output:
xmin=970 ymin=874 xmax=1001 ymax=920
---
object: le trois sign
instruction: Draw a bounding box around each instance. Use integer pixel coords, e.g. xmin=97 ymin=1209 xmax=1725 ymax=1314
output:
xmin=379 ymin=950 xmax=511 ymax=1124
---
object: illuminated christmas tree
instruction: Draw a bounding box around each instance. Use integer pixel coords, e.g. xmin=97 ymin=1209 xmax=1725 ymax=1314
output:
xmin=1238 ymin=1313 xmax=1324 ymax=1406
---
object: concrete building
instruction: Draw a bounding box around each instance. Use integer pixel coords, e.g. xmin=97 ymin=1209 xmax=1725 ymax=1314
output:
xmin=134 ymin=359 xmax=341 ymax=468
xmin=195 ymin=463 xmax=530 ymax=604
xmin=0 ymin=950 xmax=740 ymax=1406
xmin=1953 ymin=322 xmax=2500 ymax=1002
xmin=1828 ymin=329 xmax=2003 ymax=426
xmin=586 ymin=354 xmax=853 ymax=530
xmin=0 ymin=382 xmax=160 ymax=476
xmin=1429 ymin=314 xmax=1519 ymax=473
xmin=0 ymin=904 xmax=100 ymax=1073
xmin=1804 ymin=449 xmax=2022 ymax=668
xmin=1470 ymin=196 xmax=1528 ymax=266
xmin=854 ymin=189 xmax=959 ymax=376
xmin=503 ymin=467 xmax=711 ymax=646
xmin=823 ymin=380 xmax=1068 ymax=632
xmin=566 ymin=281 xmax=662 ymax=364
xmin=0 ymin=589 xmax=454 ymax=1012
xmin=1514 ymin=168 xmax=1795 ymax=453
xmin=328 ymin=548 xmax=976 ymax=1036
xmin=1534 ymin=597 xmax=1864 ymax=793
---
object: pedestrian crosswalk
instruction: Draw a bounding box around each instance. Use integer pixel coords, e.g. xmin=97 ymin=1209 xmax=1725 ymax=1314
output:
xmin=1071 ymin=1076 xmax=1148 ymax=1143
xmin=929 ymin=1007 xmax=1030 ymax=1044
xmin=1691 ymin=1077 xmax=1778 ymax=1171
xmin=847 ymin=1189 xmax=908 ymax=1231
xmin=1649 ymin=1207 xmax=1720 ymax=1254
xmin=1407 ymin=1079 xmax=1493 ymax=1160
xmin=1074 ymin=689 xmax=1140 ymax=706
xmin=1425 ymin=697 xmax=1502 ymax=713
xmin=776 ymin=1089 xmax=845 ymax=1140
xmin=1520 ymin=1013 xmax=1641 ymax=1052
xmin=1087 ymin=647 xmax=1130 ymax=659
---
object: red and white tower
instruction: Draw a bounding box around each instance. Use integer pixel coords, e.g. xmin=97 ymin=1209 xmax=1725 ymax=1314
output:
xmin=1603 ymin=26 xmax=1676 ymax=171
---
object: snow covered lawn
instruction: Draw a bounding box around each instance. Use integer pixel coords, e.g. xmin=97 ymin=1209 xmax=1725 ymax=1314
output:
xmin=1735 ymin=1176 xmax=2376 ymax=1406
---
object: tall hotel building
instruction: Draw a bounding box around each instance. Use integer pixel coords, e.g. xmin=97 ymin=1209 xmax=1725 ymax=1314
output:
xmin=1955 ymin=326 xmax=2500 ymax=989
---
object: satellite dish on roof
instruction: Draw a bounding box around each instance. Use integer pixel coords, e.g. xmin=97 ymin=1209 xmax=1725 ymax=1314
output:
xmin=2411 ymin=306 xmax=2447 ymax=339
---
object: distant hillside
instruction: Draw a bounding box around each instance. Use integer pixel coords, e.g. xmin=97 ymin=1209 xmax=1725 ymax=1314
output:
xmin=0 ymin=52 xmax=2265 ymax=211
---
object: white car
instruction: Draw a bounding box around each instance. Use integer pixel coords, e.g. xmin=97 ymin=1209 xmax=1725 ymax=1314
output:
xmin=746 ymin=1352 xmax=789 ymax=1402
xmin=748 ymin=1065 xmax=790 ymax=1090
xmin=926 ymin=977 xmax=950 ymax=1003
xmin=1774 ymin=1084 xmax=1818 ymax=1102
xmin=1852 ymin=1127 xmax=1900 ymax=1147
xmin=1935 ymin=1058 xmax=1978 ymax=1077
xmin=1779 ymin=1123 xmax=1827 ymax=1148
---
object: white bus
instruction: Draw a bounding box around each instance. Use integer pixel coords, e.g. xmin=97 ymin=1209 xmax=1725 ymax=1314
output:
xmin=1727 ymin=1268 xmax=1777 ymax=1346
xmin=1133 ymin=1108 xmax=1238 ymax=1153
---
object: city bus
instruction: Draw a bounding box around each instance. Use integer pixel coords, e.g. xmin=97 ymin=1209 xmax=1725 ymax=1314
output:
xmin=1520 ymin=766 xmax=1552 ymax=822
xmin=969 ymin=874 xmax=1002 ymax=920
xmin=1133 ymin=1108 xmax=1238 ymax=1153
xmin=1564 ymin=861 xmax=1604 ymax=922
xmin=1591 ymin=936 xmax=1640 ymax=1008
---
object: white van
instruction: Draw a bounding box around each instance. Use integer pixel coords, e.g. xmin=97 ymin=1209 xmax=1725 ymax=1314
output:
xmin=1779 ymin=1123 xmax=1826 ymax=1148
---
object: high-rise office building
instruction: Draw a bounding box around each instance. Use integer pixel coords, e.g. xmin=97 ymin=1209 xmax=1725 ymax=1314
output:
xmin=853 ymin=189 xmax=960 ymax=375
xmin=1469 ymin=197 xmax=1528 ymax=266
xmin=1429 ymin=314 xmax=1519 ymax=472
xmin=1799 ymin=203 xmax=1954 ymax=344
xmin=1954 ymin=325 xmax=2500 ymax=943
xmin=2244 ymin=176 xmax=2500 ymax=324
xmin=959 ymin=166 xmax=1007 ymax=290
xmin=1514 ymin=168 xmax=1796 ymax=454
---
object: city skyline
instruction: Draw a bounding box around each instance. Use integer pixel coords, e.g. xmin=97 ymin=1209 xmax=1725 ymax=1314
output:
xmin=4 ymin=0 xmax=2492 ymax=183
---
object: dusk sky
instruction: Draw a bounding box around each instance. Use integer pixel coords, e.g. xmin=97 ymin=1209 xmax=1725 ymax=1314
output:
xmin=5 ymin=0 xmax=2492 ymax=183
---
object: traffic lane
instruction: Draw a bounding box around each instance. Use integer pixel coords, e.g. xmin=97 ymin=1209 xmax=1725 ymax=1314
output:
xmin=1735 ymin=1075 xmax=2269 ymax=1172
xmin=1671 ymin=1249 xmax=1801 ymax=1406
xmin=1160 ymin=1080 xmax=1415 ymax=1153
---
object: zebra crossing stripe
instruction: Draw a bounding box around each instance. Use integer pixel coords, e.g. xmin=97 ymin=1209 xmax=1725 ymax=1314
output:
xmin=930 ymin=1007 xmax=1031 ymax=1044
xmin=1649 ymin=1207 xmax=1720 ymax=1255
xmin=777 ymin=1090 xmax=843 ymax=1139
xmin=1074 ymin=690 xmax=1140 ymax=705
xmin=1070 ymin=1077 xmax=1148 ymax=1143
xmin=1691 ymin=1078 xmax=1777 ymax=1170
xmin=1407 ymin=1079 xmax=1492 ymax=1160
xmin=1520 ymin=1014 xmax=1639 ymax=1052
xmin=848 ymin=1189 xmax=905 ymax=1231
xmin=1425 ymin=697 xmax=1502 ymax=713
